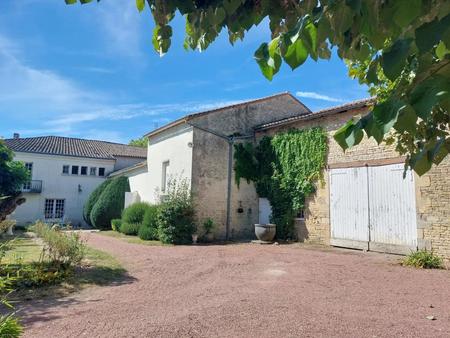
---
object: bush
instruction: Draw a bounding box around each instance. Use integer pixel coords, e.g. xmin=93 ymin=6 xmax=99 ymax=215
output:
xmin=111 ymin=219 xmax=121 ymax=232
xmin=157 ymin=178 xmax=195 ymax=244
xmin=119 ymin=222 xmax=141 ymax=236
xmin=138 ymin=225 xmax=158 ymax=241
xmin=403 ymin=250 xmax=444 ymax=269
xmin=138 ymin=205 xmax=160 ymax=240
xmin=83 ymin=179 xmax=112 ymax=226
xmin=90 ymin=177 xmax=130 ymax=230
xmin=0 ymin=314 xmax=22 ymax=338
xmin=33 ymin=221 xmax=85 ymax=267
xmin=122 ymin=202 xmax=151 ymax=224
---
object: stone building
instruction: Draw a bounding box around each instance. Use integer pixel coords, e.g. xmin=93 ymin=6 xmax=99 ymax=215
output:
xmin=121 ymin=92 xmax=449 ymax=258
xmin=256 ymin=98 xmax=450 ymax=258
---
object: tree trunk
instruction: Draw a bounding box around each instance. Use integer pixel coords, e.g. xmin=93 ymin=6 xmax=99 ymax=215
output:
xmin=0 ymin=193 xmax=26 ymax=222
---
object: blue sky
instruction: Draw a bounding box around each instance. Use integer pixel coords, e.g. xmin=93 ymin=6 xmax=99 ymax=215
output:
xmin=0 ymin=0 xmax=368 ymax=144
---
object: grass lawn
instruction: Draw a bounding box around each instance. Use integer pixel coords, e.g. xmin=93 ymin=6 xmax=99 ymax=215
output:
xmin=98 ymin=230 xmax=169 ymax=246
xmin=0 ymin=232 xmax=131 ymax=301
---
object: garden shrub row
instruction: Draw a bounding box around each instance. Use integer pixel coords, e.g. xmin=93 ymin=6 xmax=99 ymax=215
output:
xmin=113 ymin=179 xmax=196 ymax=244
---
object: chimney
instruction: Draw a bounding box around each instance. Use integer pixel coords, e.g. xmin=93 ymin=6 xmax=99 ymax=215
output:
xmin=13 ymin=133 xmax=20 ymax=139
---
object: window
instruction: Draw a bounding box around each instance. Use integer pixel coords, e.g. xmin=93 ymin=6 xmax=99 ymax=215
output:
xmin=71 ymin=165 xmax=79 ymax=175
xmin=161 ymin=161 xmax=170 ymax=193
xmin=22 ymin=162 xmax=33 ymax=190
xmin=98 ymin=167 xmax=105 ymax=177
xmin=62 ymin=165 xmax=69 ymax=175
xmin=90 ymin=167 xmax=97 ymax=176
xmin=80 ymin=166 xmax=88 ymax=176
xmin=296 ymin=209 xmax=305 ymax=220
xmin=44 ymin=199 xmax=65 ymax=219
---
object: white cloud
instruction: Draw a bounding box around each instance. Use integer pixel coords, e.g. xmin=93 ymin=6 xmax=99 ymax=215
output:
xmin=96 ymin=0 xmax=144 ymax=58
xmin=296 ymin=91 xmax=344 ymax=103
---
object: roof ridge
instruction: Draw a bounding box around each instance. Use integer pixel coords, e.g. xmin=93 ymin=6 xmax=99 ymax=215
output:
xmin=4 ymin=135 xmax=141 ymax=148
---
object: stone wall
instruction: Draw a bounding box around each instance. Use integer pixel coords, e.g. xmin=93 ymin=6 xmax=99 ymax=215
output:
xmin=257 ymin=107 xmax=450 ymax=259
xmin=190 ymin=93 xmax=310 ymax=240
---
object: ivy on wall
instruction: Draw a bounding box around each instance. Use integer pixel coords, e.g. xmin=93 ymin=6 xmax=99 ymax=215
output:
xmin=234 ymin=128 xmax=328 ymax=239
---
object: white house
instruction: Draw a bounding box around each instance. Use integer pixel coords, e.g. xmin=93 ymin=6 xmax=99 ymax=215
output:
xmin=5 ymin=135 xmax=146 ymax=227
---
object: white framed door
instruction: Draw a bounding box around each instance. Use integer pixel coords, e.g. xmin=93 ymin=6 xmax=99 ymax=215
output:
xmin=330 ymin=167 xmax=369 ymax=250
xmin=330 ymin=163 xmax=417 ymax=254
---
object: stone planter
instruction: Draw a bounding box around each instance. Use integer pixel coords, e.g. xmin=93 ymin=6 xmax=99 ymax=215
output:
xmin=254 ymin=224 xmax=276 ymax=242
xmin=192 ymin=234 xmax=198 ymax=244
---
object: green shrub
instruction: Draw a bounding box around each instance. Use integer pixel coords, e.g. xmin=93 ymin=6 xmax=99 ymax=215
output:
xmin=202 ymin=218 xmax=215 ymax=235
xmin=122 ymin=202 xmax=151 ymax=224
xmin=111 ymin=219 xmax=122 ymax=232
xmin=403 ymin=250 xmax=444 ymax=269
xmin=90 ymin=177 xmax=130 ymax=230
xmin=119 ymin=222 xmax=141 ymax=236
xmin=156 ymin=178 xmax=195 ymax=244
xmin=83 ymin=179 xmax=112 ymax=226
xmin=33 ymin=221 xmax=85 ymax=267
xmin=139 ymin=205 xmax=160 ymax=240
xmin=138 ymin=225 xmax=158 ymax=240
xmin=0 ymin=314 xmax=22 ymax=338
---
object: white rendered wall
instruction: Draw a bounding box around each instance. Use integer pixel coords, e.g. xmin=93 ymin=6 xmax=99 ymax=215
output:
xmin=124 ymin=166 xmax=152 ymax=203
xmin=11 ymin=152 xmax=115 ymax=227
xmin=144 ymin=124 xmax=193 ymax=204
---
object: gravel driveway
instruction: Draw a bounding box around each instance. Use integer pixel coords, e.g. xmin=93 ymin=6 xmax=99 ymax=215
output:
xmin=22 ymin=233 xmax=450 ymax=337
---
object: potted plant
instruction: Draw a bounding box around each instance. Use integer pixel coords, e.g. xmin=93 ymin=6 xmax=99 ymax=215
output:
xmin=202 ymin=218 xmax=215 ymax=242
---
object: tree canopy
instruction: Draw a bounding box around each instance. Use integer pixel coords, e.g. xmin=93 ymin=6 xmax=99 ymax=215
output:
xmin=66 ymin=0 xmax=450 ymax=175
xmin=0 ymin=140 xmax=29 ymax=197
xmin=129 ymin=137 xmax=148 ymax=148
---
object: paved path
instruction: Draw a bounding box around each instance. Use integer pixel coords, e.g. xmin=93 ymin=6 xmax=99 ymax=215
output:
xmin=22 ymin=233 xmax=450 ymax=337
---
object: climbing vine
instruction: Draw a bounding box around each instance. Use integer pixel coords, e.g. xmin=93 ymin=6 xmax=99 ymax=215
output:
xmin=234 ymin=128 xmax=328 ymax=239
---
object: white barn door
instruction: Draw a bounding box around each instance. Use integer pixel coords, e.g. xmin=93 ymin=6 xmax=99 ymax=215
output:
xmin=368 ymin=164 xmax=417 ymax=253
xmin=330 ymin=164 xmax=417 ymax=254
xmin=330 ymin=167 xmax=370 ymax=250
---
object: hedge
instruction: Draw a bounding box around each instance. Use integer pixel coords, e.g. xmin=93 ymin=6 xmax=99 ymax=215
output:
xmin=119 ymin=222 xmax=140 ymax=236
xmin=122 ymin=202 xmax=151 ymax=225
xmin=90 ymin=176 xmax=130 ymax=230
xmin=138 ymin=205 xmax=160 ymax=240
xmin=83 ymin=179 xmax=112 ymax=226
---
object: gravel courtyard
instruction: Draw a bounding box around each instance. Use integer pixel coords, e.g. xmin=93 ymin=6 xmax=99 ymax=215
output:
xmin=22 ymin=233 xmax=450 ymax=337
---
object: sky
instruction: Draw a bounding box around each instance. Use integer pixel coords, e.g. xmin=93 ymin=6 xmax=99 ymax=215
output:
xmin=0 ymin=0 xmax=369 ymax=144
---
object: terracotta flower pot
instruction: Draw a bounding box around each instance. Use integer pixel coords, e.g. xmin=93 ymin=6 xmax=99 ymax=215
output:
xmin=254 ymin=224 xmax=276 ymax=242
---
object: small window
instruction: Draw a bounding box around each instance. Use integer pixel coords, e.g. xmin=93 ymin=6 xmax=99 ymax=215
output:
xmin=98 ymin=168 xmax=105 ymax=177
xmin=296 ymin=209 xmax=305 ymax=220
xmin=22 ymin=162 xmax=33 ymax=190
xmin=71 ymin=166 xmax=79 ymax=175
xmin=161 ymin=161 xmax=170 ymax=193
xmin=80 ymin=166 xmax=88 ymax=176
xmin=90 ymin=167 xmax=97 ymax=176
xmin=62 ymin=165 xmax=69 ymax=175
xmin=44 ymin=199 xmax=65 ymax=219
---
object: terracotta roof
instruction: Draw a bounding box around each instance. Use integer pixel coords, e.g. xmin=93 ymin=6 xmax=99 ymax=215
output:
xmin=255 ymin=97 xmax=375 ymax=131
xmin=144 ymin=92 xmax=311 ymax=138
xmin=4 ymin=136 xmax=147 ymax=160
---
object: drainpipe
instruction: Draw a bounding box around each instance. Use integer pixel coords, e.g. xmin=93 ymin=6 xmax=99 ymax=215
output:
xmin=186 ymin=121 xmax=253 ymax=240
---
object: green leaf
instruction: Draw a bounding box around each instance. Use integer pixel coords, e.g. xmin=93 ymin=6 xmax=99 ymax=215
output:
xmin=333 ymin=120 xmax=364 ymax=150
xmin=254 ymin=38 xmax=281 ymax=81
xmin=302 ymin=21 xmax=318 ymax=60
xmin=373 ymin=99 xmax=404 ymax=135
xmin=282 ymin=39 xmax=308 ymax=70
xmin=436 ymin=41 xmax=449 ymax=60
xmin=430 ymin=138 xmax=449 ymax=165
xmin=393 ymin=0 xmax=421 ymax=28
xmin=381 ymin=38 xmax=411 ymax=81
xmin=410 ymin=74 xmax=450 ymax=119
xmin=359 ymin=113 xmax=384 ymax=144
xmin=415 ymin=15 xmax=450 ymax=53
xmin=394 ymin=105 xmax=418 ymax=133
xmin=65 ymin=0 xmax=77 ymax=3
xmin=409 ymin=149 xmax=432 ymax=176
xmin=328 ymin=2 xmax=353 ymax=35
xmin=152 ymin=25 xmax=172 ymax=56
xmin=136 ymin=0 xmax=145 ymax=12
